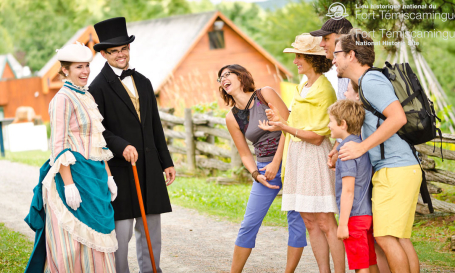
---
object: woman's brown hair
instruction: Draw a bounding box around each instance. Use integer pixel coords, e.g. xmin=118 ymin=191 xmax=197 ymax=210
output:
xmin=218 ymin=64 xmax=255 ymax=107
xmin=300 ymin=54 xmax=333 ymax=74
xmin=58 ymin=61 xmax=72 ymax=79
xmin=335 ymin=28 xmax=375 ymax=67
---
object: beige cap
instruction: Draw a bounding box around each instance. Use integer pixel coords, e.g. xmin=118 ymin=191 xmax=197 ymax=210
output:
xmin=57 ymin=41 xmax=93 ymax=62
xmin=283 ymin=33 xmax=325 ymax=56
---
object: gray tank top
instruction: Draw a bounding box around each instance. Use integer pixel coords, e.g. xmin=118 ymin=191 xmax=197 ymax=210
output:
xmin=232 ymin=91 xmax=281 ymax=162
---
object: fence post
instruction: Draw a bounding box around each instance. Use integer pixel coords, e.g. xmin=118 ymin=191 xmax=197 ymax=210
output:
xmin=184 ymin=108 xmax=196 ymax=172
xmin=161 ymin=108 xmax=175 ymax=147
xmin=230 ymin=140 xmax=242 ymax=168
xmin=206 ymin=111 xmax=216 ymax=176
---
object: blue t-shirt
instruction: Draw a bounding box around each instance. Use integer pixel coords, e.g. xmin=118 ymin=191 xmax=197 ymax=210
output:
xmin=360 ymin=71 xmax=418 ymax=171
xmin=335 ymin=135 xmax=372 ymax=217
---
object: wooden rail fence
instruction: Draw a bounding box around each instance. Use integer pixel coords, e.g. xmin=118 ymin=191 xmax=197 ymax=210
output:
xmin=159 ymin=108 xmax=249 ymax=174
xmin=416 ymin=134 xmax=455 ymax=214
xmin=160 ymin=108 xmax=455 ymax=215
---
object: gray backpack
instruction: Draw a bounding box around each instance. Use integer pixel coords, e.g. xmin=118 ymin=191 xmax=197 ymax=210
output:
xmin=359 ymin=62 xmax=442 ymax=213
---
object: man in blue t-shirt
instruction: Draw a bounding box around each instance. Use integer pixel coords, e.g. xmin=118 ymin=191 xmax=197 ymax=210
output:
xmin=332 ymin=28 xmax=422 ymax=273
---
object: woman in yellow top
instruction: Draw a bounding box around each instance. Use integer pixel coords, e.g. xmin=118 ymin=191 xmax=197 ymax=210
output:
xmin=259 ymin=33 xmax=345 ymax=272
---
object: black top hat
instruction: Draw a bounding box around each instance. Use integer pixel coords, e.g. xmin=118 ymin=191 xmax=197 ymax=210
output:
xmin=93 ymin=17 xmax=135 ymax=52
xmin=310 ymin=18 xmax=353 ymax=37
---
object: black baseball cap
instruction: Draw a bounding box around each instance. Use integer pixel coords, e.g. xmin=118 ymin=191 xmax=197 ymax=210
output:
xmin=310 ymin=18 xmax=353 ymax=37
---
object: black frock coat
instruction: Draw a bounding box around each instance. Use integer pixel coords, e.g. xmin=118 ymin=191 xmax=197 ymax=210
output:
xmin=89 ymin=62 xmax=173 ymax=221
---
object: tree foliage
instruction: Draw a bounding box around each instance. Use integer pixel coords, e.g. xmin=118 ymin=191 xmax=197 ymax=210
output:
xmin=216 ymin=1 xmax=266 ymax=37
xmin=252 ymin=0 xmax=321 ymax=72
xmin=1 ymin=0 xmax=320 ymax=73
xmin=313 ymin=0 xmax=455 ymax=52
xmin=0 ymin=0 xmax=194 ymax=71
xmin=1 ymin=0 xmax=454 ymax=102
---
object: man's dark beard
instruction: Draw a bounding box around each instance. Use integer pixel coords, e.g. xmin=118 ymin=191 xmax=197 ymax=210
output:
xmin=336 ymin=65 xmax=346 ymax=79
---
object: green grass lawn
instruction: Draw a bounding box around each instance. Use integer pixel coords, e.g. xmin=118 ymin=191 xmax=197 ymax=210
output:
xmin=1 ymin=150 xmax=49 ymax=167
xmin=168 ymin=177 xmax=455 ymax=270
xmin=0 ymin=223 xmax=33 ymax=272
xmin=412 ymin=216 xmax=455 ymax=269
xmin=169 ymin=176 xmax=287 ymax=226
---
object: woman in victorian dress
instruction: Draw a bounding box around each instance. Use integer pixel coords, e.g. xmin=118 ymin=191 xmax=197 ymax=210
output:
xmin=25 ymin=42 xmax=118 ymax=273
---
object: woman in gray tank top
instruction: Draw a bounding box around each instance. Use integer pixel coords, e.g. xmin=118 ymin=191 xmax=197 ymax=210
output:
xmin=218 ymin=64 xmax=307 ymax=273
xmin=260 ymin=34 xmax=346 ymax=272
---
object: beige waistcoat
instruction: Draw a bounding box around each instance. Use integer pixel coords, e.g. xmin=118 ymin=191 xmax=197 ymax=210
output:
xmin=120 ymin=76 xmax=141 ymax=122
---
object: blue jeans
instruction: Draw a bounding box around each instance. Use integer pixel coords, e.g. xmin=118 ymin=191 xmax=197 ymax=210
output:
xmin=235 ymin=161 xmax=307 ymax=248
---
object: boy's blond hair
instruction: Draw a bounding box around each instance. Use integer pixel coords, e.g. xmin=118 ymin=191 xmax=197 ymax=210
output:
xmin=328 ymin=100 xmax=365 ymax=135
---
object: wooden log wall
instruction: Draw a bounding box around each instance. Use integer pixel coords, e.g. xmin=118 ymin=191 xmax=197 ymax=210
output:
xmin=0 ymin=77 xmax=59 ymax=121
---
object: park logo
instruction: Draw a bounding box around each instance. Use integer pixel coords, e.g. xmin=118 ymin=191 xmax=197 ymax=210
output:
xmin=326 ymin=2 xmax=348 ymax=20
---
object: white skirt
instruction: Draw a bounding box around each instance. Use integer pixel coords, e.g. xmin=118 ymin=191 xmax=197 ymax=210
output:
xmin=282 ymin=137 xmax=338 ymax=213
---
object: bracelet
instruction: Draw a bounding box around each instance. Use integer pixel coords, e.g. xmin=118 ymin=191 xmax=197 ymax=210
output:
xmin=251 ymin=170 xmax=259 ymax=181
xmin=294 ymin=129 xmax=298 ymax=138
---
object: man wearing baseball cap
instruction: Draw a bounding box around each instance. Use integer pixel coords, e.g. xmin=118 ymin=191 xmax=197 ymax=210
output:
xmin=310 ymin=18 xmax=353 ymax=100
xmin=311 ymin=18 xmax=353 ymax=175
xmin=310 ymin=18 xmax=351 ymax=166
xmin=311 ymin=18 xmax=392 ymax=273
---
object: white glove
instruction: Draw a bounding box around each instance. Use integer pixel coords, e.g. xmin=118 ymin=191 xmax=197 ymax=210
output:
xmin=107 ymin=176 xmax=118 ymax=202
xmin=64 ymin=184 xmax=82 ymax=210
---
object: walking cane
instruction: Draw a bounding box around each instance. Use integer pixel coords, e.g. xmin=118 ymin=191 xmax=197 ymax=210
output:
xmin=132 ymin=162 xmax=157 ymax=273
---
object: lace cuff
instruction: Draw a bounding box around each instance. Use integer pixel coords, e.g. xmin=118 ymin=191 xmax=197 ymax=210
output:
xmin=89 ymin=148 xmax=114 ymax=162
xmin=49 ymin=150 xmax=76 ymax=167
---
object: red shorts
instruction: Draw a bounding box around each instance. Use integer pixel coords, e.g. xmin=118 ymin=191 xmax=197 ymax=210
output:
xmin=343 ymin=215 xmax=377 ymax=270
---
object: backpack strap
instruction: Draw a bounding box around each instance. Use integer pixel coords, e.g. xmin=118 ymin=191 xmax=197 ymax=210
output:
xmin=358 ymin=67 xmax=387 ymax=120
xmin=437 ymin=127 xmax=443 ymax=161
xmin=358 ymin=67 xmax=387 ymax=159
xmin=409 ymin=145 xmax=434 ymax=213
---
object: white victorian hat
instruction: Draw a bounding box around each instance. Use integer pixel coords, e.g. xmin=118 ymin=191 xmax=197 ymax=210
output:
xmin=56 ymin=41 xmax=93 ymax=62
xmin=283 ymin=33 xmax=325 ymax=56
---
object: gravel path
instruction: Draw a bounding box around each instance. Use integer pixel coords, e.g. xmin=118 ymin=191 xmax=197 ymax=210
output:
xmin=0 ymin=160 xmax=348 ymax=272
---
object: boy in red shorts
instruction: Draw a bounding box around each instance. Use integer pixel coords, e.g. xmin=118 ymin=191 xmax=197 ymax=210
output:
xmin=328 ymin=100 xmax=379 ymax=273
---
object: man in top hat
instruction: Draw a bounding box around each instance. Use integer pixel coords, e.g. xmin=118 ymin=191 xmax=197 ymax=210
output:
xmin=89 ymin=17 xmax=176 ymax=273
